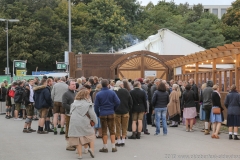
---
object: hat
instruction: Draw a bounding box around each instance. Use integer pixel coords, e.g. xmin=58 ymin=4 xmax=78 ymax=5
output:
xmin=115 ymin=81 xmax=123 ymax=87
xmin=138 ymin=78 xmax=143 ymax=83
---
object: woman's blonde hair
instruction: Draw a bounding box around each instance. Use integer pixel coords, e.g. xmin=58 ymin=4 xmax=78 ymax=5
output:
xmin=95 ymin=84 xmax=102 ymax=91
xmin=75 ymin=89 xmax=89 ymax=100
xmin=212 ymin=84 xmax=219 ymax=90
xmin=0 ymin=83 xmax=4 ymax=88
xmin=201 ymin=83 xmax=207 ymax=90
xmin=231 ymin=84 xmax=237 ymax=91
xmin=173 ymin=84 xmax=181 ymax=97
xmin=77 ymin=78 xmax=82 ymax=84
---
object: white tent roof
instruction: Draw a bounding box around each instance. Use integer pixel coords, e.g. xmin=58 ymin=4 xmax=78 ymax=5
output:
xmin=118 ymin=28 xmax=205 ymax=56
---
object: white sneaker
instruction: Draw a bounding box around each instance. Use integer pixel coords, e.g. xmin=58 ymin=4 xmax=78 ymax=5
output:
xmin=17 ymin=118 xmax=22 ymax=121
xmin=84 ymin=149 xmax=88 ymax=154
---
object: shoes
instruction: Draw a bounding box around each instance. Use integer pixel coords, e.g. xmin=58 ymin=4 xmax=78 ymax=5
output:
xmin=128 ymin=132 xmax=136 ymax=139
xmin=96 ymin=135 xmax=102 ymax=138
xmin=37 ymin=130 xmax=48 ymax=134
xmin=6 ymin=115 xmax=10 ymax=119
xmin=229 ymin=135 xmax=233 ymax=140
xmin=99 ymin=147 xmax=108 ymax=153
xmin=88 ymin=148 xmax=95 ymax=158
xmin=5 ymin=115 xmax=8 ymax=119
xmin=136 ymin=132 xmax=141 ymax=139
xmin=60 ymin=131 xmax=65 ymax=135
xmin=66 ymin=146 xmax=76 ymax=151
xmin=154 ymin=133 xmax=160 ymax=136
xmin=48 ymin=129 xmax=54 ymax=132
xmin=201 ymin=129 xmax=205 ymax=132
xmin=234 ymin=135 xmax=240 ymax=140
xmin=58 ymin=124 xmax=61 ymax=128
xmin=14 ymin=118 xmax=22 ymax=121
xmin=115 ymin=143 xmax=121 ymax=147
xmin=112 ymin=148 xmax=117 ymax=152
xmin=190 ymin=129 xmax=194 ymax=132
xmin=204 ymin=130 xmax=210 ymax=135
xmin=28 ymin=128 xmax=36 ymax=132
xmin=144 ymin=131 xmax=150 ymax=135
xmin=33 ymin=118 xmax=39 ymax=121
xmin=152 ymin=124 xmax=156 ymax=127
xmin=77 ymin=156 xmax=82 ymax=159
xmin=121 ymin=143 xmax=125 ymax=147
xmin=23 ymin=129 xmax=32 ymax=133
xmin=170 ymin=125 xmax=178 ymax=127
xmin=186 ymin=129 xmax=189 ymax=132
xmin=54 ymin=131 xmax=58 ymax=135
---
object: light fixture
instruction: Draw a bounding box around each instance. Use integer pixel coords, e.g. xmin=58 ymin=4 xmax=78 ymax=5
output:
xmin=234 ymin=60 xmax=236 ymax=63
xmin=206 ymin=60 xmax=208 ymax=62
xmin=211 ymin=62 xmax=213 ymax=64
xmin=190 ymin=70 xmax=192 ymax=72
xmin=221 ymin=59 xmax=224 ymax=62
xmin=202 ymin=63 xmax=203 ymax=65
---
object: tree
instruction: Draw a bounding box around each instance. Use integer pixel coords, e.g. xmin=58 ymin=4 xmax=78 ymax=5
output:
xmin=222 ymin=0 xmax=240 ymax=43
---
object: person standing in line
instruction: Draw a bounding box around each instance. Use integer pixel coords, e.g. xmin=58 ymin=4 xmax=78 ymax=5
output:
xmin=224 ymin=84 xmax=240 ymax=140
xmin=113 ymin=81 xmax=133 ymax=146
xmin=182 ymin=84 xmax=197 ymax=132
xmin=128 ymin=81 xmax=147 ymax=139
xmin=68 ymin=89 xmax=97 ymax=159
xmin=62 ymin=80 xmax=77 ymax=151
xmin=22 ymin=79 xmax=36 ymax=133
xmin=5 ymin=85 xmax=12 ymax=119
xmin=202 ymin=80 xmax=213 ymax=135
xmin=189 ymin=78 xmax=199 ymax=115
xmin=152 ymin=83 xmax=169 ymax=136
xmin=210 ymin=84 xmax=224 ymax=139
xmin=51 ymin=77 xmax=68 ymax=135
xmin=14 ymin=81 xmax=25 ymax=120
xmin=94 ymin=79 xmax=120 ymax=153
xmin=92 ymin=84 xmax=103 ymax=139
xmin=34 ymin=78 xmax=53 ymax=134
xmin=168 ymin=84 xmax=181 ymax=127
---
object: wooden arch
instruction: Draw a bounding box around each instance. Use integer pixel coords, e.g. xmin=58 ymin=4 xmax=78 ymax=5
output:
xmin=110 ymin=51 xmax=172 ymax=80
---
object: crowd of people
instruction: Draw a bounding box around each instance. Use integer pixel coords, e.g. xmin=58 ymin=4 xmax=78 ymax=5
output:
xmin=1 ymin=75 xmax=240 ymax=159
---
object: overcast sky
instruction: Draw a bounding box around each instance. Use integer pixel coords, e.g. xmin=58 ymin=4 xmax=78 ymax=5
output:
xmin=140 ymin=0 xmax=233 ymax=6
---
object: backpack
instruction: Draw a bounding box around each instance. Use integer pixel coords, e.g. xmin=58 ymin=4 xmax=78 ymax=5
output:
xmin=9 ymin=89 xmax=15 ymax=98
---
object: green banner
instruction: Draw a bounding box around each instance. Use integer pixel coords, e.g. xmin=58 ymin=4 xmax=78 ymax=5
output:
xmin=15 ymin=61 xmax=26 ymax=68
xmin=13 ymin=75 xmax=43 ymax=81
xmin=0 ymin=75 xmax=11 ymax=83
xmin=56 ymin=63 xmax=67 ymax=69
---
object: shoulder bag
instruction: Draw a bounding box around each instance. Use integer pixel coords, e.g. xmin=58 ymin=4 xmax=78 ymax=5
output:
xmin=212 ymin=107 xmax=221 ymax=114
xmin=86 ymin=105 xmax=95 ymax=127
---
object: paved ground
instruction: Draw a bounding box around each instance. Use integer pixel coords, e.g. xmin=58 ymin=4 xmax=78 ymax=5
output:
xmin=1 ymin=115 xmax=240 ymax=160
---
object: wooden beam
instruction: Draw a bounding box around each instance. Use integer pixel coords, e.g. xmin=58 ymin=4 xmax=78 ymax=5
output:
xmin=219 ymin=71 xmax=222 ymax=91
xmin=141 ymin=54 xmax=144 ymax=78
xmin=235 ymin=54 xmax=240 ymax=90
xmin=229 ymin=70 xmax=233 ymax=87
xmin=195 ymin=62 xmax=199 ymax=85
xmin=224 ymin=71 xmax=227 ymax=92
xmin=212 ymin=59 xmax=216 ymax=83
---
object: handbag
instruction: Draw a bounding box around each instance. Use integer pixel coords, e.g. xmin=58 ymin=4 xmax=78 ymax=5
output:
xmin=86 ymin=113 xmax=95 ymax=127
xmin=212 ymin=107 xmax=221 ymax=114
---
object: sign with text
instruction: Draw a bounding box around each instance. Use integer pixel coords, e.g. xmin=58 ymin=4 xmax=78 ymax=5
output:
xmin=16 ymin=70 xmax=26 ymax=76
xmin=145 ymin=71 xmax=157 ymax=77
xmin=56 ymin=63 xmax=67 ymax=69
xmin=15 ymin=61 xmax=26 ymax=68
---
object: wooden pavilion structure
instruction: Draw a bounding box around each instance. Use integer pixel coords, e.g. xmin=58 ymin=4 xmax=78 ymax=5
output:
xmin=166 ymin=42 xmax=240 ymax=120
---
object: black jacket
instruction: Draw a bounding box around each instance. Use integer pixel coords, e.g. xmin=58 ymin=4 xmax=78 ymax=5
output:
xmin=0 ymin=87 xmax=7 ymax=102
xmin=14 ymin=86 xmax=25 ymax=103
xmin=151 ymin=90 xmax=169 ymax=108
xmin=212 ymin=92 xmax=223 ymax=111
xmin=182 ymin=90 xmax=196 ymax=108
xmin=62 ymin=89 xmax=76 ymax=114
xmin=114 ymin=87 xmax=133 ymax=114
xmin=191 ymin=84 xmax=199 ymax=101
xmin=24 ymin=87 xmax=30 ymax=106
xmin=130 ymin=88 xmax=147 ymax=113
xmin=33 ymin=85 xmax=52 ymax=109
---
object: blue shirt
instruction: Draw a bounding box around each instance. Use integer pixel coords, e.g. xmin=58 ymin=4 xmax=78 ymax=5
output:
xmin=94 ymin=87 xmax=120 ymax=117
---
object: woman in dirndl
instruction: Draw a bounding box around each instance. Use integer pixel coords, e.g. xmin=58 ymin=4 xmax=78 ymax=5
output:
xmin=68 ymin=89 xmax=97 ymax=159
xmin=182 ymin=84 xmax=197 ymax=132
xmin=210 ymin=84 xmax=224 ymax=139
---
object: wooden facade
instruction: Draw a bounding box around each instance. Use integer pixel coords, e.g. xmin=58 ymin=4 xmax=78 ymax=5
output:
xmin=69 ymin=51 xmax=182 ymax=80
xmin=166 ymin=42 xmax=240 ymax=120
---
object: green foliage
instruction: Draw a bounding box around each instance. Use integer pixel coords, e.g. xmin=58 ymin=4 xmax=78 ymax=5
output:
xmin=0 ymin=0 xmax=239 ymax=74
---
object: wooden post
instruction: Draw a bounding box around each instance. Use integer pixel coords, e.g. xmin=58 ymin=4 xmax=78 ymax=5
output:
xmin=224 ymin=71 xmax=227 ymax=92
xmin=235 ymin=54 xmax=240 ymax=90
xmin=203 ymin=73 xmax=206 ymax=83
xmin=182 ymin=65 xmax=185 ymax=81
xmin=195 ymin=62 xmax=199 ymax=86
xmin=212 ymin=59 xmax=216 ymax=83
xmin=141 ymin=54 xmax=144 ymax=78
xmin=219 ymin=71 xmax=222 ymax=91
xmin=230 ymin=70 xmax=233 ymax=88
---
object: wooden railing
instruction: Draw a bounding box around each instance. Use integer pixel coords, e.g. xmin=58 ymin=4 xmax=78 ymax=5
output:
xmin=174 ymin=68 xmax=239 ymax=92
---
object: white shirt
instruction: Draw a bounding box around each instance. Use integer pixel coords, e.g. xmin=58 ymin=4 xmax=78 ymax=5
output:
xmin=29 ymin=84 xmax=34 ymax=102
